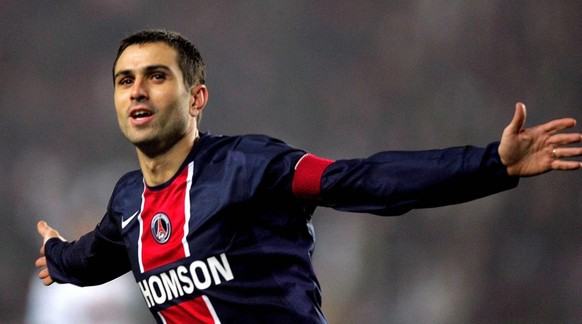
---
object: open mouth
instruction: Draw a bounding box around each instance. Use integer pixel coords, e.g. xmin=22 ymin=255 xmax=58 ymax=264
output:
xmin=131 ymin=110 xmax=153 ymax=119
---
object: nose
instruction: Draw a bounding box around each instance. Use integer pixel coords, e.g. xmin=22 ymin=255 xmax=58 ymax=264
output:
xmin=130 ymin=77 xmax=148 ymax=101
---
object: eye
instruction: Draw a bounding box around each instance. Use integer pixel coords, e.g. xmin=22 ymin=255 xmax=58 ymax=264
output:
xmin=117 ymin=77 xmax=133 ymax=86
xmin=151 ymin=73 xmax=166 ymax=81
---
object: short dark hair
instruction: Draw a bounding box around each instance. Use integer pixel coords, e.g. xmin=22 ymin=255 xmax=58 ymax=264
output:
xmin=112 ymin=29 xmax=205 ymax=87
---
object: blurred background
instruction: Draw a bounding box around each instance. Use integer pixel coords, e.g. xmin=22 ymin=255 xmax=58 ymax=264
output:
xmin=1 ymin=1 xmax=581 ymax=323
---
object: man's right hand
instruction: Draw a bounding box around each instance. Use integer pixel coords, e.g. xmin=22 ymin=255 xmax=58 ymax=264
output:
xmin=35 ymin=220 xmax=65 ymax=286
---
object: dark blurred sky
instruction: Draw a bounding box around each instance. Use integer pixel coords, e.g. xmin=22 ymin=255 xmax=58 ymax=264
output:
xmin=2 ymin=1 xmax=581 ymax=323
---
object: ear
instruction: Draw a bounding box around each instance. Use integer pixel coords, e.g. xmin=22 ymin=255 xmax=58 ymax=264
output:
xmin=189 ymin=85 xmax=208 ymax=118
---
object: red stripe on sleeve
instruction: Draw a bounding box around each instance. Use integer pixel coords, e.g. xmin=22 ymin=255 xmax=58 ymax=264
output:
xmin=292 ymin=154 xmax=334 ymax=199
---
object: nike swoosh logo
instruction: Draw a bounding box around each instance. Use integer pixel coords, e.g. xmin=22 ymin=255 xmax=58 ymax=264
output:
xmin=121 ymin=210 xmax=140 ymax=229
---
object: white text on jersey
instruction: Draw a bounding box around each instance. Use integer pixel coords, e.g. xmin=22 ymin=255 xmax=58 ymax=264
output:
xmin=138 ymin=253 xmax=234 ymax=308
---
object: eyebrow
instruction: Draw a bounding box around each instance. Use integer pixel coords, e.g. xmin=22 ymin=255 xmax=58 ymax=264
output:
xmin=114 ymin=65 xmax=172 ymax=80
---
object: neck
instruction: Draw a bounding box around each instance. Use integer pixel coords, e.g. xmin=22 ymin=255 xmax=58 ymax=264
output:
xmin=137 ymin=131 xmax=199 ymax=186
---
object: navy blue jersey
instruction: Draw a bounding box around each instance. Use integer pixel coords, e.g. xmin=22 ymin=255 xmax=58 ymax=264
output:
xmin=44 ymin=132 xmax=518 ymax=323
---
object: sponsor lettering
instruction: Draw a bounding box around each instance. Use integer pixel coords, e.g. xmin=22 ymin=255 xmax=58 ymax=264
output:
xmin=138 ymin=253 xmax=233 ymax=307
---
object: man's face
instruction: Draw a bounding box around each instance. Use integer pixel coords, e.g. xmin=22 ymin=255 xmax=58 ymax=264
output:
xmin=113 ymin=42 xmax=194 ymax=155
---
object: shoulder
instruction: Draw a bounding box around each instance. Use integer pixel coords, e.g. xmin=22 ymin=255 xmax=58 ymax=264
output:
xmin=102 ymin=169 xmax=144 ymax=221
xmin=108 ymin=169 xmax=144 ymax=202
xmin=199 ymin=132 xmax=292 ymax=150
xmin=114 ymin=169 xmax=143 ymax=188
xmin=196 ymin=132 xmax=305 ymax=161
xmin=195 ymin=133 xmax=307 ymax=191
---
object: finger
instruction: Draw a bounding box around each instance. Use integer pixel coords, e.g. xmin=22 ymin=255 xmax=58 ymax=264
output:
xmin=551 ymin=160 xmax=582 ymax=170
xmin=540 ymin=118 xmax=577 ymax=134
xmin=506 ymin=102 xmax=527 ymax=135
xmin=38 ymin=268 xmax=55 ymax=285
xmin=43 ymin=277 xmax=54 ymax=286
xmin=35 ymin=256 xmax=47 ymax=268
xmin=547 ymin=133 xmax=582 ymax=146
xmin=39 ymin=269 xmax=54 ymax=286
xmin=37 ymin=220 xmax=65 ymax=244
xmin=38 ymin=267 xmax=49 ymax=280
xmin=37 ymin=220 xmax=48 ymax=237
xmin=551 ymin=147 xmax=582 ymax=159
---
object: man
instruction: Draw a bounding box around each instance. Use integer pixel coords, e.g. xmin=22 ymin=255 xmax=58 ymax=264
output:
xmin=35 ymin=29 xmax=582 ymax=323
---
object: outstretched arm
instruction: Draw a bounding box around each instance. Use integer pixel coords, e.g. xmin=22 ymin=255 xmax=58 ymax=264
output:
xmin=34 ymin=216 xmax=131 ymax=287
xmin=35 ymin=220 xmax=65 ymax=286
xmin=499 ymin=102 xmax=582 ymax=176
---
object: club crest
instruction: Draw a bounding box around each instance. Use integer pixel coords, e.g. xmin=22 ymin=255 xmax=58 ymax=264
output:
xmin=151 ymin=213 xmax=171 ymax=244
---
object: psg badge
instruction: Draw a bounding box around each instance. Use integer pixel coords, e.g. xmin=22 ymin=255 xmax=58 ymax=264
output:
xmin=151 ymin=213 xmax=171 ymax=244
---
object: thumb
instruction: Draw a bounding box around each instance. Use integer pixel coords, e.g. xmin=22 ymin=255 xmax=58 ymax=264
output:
xmin=506 ymin=102 xmax=527 ymax=135
xmin=37 ymin=220 xmax=64 ymax=245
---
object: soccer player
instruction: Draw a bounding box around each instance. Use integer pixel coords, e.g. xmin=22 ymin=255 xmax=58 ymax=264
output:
xmin=34 ymin=29 xmax=582 ymax=323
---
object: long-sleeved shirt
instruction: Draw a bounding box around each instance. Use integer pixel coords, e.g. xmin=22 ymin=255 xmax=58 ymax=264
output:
xmin=45 ymin=132 xmax=518 ymax=323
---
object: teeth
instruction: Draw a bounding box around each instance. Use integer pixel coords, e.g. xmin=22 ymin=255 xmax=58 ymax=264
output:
xmin=132 ymin=111 xmax=152 ymax=118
